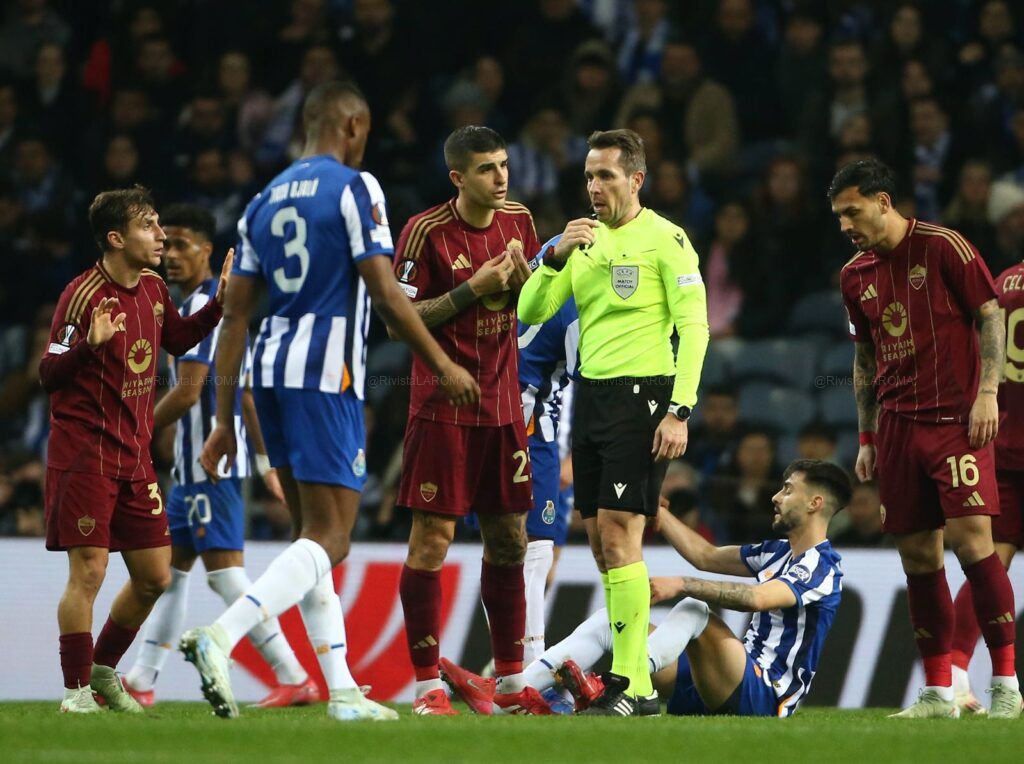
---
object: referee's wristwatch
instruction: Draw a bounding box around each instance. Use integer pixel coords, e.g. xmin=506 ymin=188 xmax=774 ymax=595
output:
xmin=667 ymin=402 xmax=691 ymax=422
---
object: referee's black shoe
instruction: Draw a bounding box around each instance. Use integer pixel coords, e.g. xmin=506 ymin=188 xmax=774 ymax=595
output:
xmin=634 ymin=692 xmax=660 ymax=716
xmin=581 ymin=673 xmax=635 ymax=716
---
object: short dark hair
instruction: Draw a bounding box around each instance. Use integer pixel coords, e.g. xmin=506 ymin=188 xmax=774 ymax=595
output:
xmin=443 ymin=125 xmax=507 ymax=171
xmin=827 ymin=157 xmax=897 ymax=201
xmin=798 ymin=421 xmax=837 ymax=443
xmin=665 ymin=488 xmax=698 ymax=516
xmin=587 ymin=128 xmax=646 ymax=175
xmin=302 ymin=80 xmax=367 ymax=141
xmin=88 ymin=184 xmax=155 ymax=253
xmin=783 ymin=459 xmax=853 ymax=514
xmin=160 ymin=202 xmax=215 ymax=242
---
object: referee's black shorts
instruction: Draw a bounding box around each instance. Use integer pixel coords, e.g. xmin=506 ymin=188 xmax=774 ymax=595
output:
xmin=572 ymin=375 xmax=673 ymax=518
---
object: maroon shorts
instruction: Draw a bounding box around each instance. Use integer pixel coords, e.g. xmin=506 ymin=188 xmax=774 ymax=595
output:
xmin=397 ymin=418 xmax=533 ymax=516
xmin=876 ymin=411 xmax=999 ymax=535
xmin=45 ymin=468 xmax=170 ymax=552
xmin=994 ymin=469 xmax=1024 ymax=548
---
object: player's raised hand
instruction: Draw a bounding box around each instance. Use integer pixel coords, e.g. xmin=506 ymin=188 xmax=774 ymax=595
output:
xmin=200 ymin=423 xmax=237 ymax=483
xmin=214 ymin=248 xmax=235 ymax=305
xmin=468 ymin=251 xmax=514 ymax=297
xmin=551 ymin=218 xmax=599 ymax=262
xmin=438 ymin=360 xmax=480 ymax=407
xmin=507 ymin=243 xmax=534 ymax=291
xmin=652 ymin=416 xmax=688 ymax=462
xmin=87 ymin=297 xmax=126 ymax=348
xmin=968 ymin=390 xmax=999 ymax=449
xmin=854 ymin=444 xmax=876 ymax=482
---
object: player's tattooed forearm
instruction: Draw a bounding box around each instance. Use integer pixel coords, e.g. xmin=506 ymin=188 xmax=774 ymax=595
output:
xmin=680 ymin=577 xmax=758 ymax=611
xmin=853 ymin=342 xmax=879 ymax=432
xmin=976 ymin=299 xmax=1005 ymax=392
xmin=413 ymin=282 xmax=477 ymax=328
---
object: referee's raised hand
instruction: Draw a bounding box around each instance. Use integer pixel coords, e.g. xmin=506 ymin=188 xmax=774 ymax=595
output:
xmin=652 ymin=415 xmax=688 ymax=462
xmin=549 ymin=218 xmax=599 ymax=265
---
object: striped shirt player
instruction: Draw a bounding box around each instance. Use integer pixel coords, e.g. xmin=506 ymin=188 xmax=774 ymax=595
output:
xmin=42 ymin=261 xmax=222 ymax=552
xmin=735 ymin=540 xmax=843 ymax=717
xmin=234 ymin=153 xmax=392 ymax=487
xmin=394 ymin=198 xmax=539 ymax=516
xmin=840 ymin=219 xmax=1001 ymax=533
xmin=167 ymin=276 xmax=251 ymax=554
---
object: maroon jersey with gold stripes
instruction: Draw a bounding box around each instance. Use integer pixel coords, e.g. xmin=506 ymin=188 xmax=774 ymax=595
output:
xmin=393 ymin=199 xmax=539 ymax=426
xmin=996 ymin=261 xmax=1024 ymax=470
xmin=40 ymin=261 xmax=222 ymax=481
xmin=841 ymin=219 xmax=998 ymax=424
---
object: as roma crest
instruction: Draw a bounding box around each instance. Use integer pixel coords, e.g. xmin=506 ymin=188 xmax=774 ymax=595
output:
xmin=78 ymin=515 xmax=96 ymax=536
xmin=154 ymin=301 xmax=165 ymax=326
xmin=420 ymin=482 xmax=438 ymax=503
xmin=909 ymin=265 xmax=927 ymax=290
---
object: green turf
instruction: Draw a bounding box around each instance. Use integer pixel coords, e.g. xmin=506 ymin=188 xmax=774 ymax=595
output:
xmin=2 ymin=702 xmax=1023 ymax=764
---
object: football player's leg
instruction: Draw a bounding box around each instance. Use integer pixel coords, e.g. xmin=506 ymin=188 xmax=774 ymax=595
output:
xmin=59 ymin=545 xmax=108 ymax=693
xmin=523 ymin=608 xmax=613 ymax=691
xmin=479 ymin=511 xmax=529 ymax=693
xmin=681 ymin=612 xmax=749 ymax=711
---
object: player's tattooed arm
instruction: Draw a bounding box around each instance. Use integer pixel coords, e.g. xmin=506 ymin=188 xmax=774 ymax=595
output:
xmin=677 ymin=577 xmax=796 ymax=612
xmin=411 ymin=282 xmax=478 ymax=328
xmin=852 ymin=341 xmax=879 ymax=433
xmin=975 ymin=298 xmax=1005 ymax=394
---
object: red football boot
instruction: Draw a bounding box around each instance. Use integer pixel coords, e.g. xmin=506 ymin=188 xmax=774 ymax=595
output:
xmin=493 ymin=685 xmax=553 ymax=715
xmin=251 ymin=677 xmax=320 ymax=708
xmin=119 ymin=676 xmax=154 ymax=708
xmin=412 ymin=688 xmax=460 ymax=715
xmin=439 ymin=657 xmax=496 ymax=715
xmin=555 ymin=660 xmax=604 ymax=712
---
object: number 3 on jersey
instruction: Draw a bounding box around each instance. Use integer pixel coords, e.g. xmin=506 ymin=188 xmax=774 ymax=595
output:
xmin=271 ymin=206 xmax=309 ymax=293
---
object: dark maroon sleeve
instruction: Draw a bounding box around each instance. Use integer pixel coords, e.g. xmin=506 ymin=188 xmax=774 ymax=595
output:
xmin=943 ymin=235 xmax=998 ymax=314
xmin=38 ymin=284 xmax=101 ymax=393
xmin=161 ymin=289 xmax=223 ymax=356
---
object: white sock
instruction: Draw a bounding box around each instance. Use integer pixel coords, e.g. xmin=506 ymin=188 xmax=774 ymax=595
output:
xmin=523 ymin=608 xmax=613 ymax=691
xmin=647 ymin=599 xmax=710 ymax=673
xmin=215 ymin=538 xmax=330 ymax=647
xmin=523 ymin=540 xmax=554 ymax=664
xmin=952 ymin=665 xmax=971 ymax=695
xmin=414 ymin=678 xmax=444 ymax=697
xmin=126 ymin=567 xmax=191 ymax=691
xmin=495 ymin=672 xmax=525 ymax=694
xmin=925 ymin=685 xmax=955 ymax=701
xmin=207 ymin=567 xmax=308 ymax=686
xmin=300 ymin=570 xmax=357 ymax=692
xmin=992 ymin=675 xmax=1020 ymax=692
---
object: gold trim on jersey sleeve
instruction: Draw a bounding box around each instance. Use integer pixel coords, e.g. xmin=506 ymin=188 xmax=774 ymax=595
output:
xmin=65 ymin=272 xmax=103 ymax=324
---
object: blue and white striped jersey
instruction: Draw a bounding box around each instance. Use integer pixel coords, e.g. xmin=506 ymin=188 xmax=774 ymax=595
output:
xmin=234 ymin=154 xmax=393 ymax=399
xmin=171 ymin=278 xmax=250 ymax=486
xmin=519 ymin=235 xmax=580 ymax=443
xmin=739 ymin=539 xmax=843 ymax=717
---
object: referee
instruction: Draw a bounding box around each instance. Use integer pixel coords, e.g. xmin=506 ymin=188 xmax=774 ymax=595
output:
xmin=519 ymin=129 xmax=709 ymax=716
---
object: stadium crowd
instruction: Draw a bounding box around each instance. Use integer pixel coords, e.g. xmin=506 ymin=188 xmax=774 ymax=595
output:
xmin=2 ymin=0 xmax=1023 ymax=547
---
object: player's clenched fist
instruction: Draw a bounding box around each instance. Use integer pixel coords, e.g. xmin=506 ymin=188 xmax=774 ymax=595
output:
xmin=550 ymin=217 xmax=599 ymax=264
xmin=438 ymin=360 xmax=481 ymax=407
xmin=87 ymin=297 xmax=127 ymax=348
xmin=469 ymin=251 xmax=514 ymax=296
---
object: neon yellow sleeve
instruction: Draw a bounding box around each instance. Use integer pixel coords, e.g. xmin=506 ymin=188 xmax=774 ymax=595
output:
xmin=658 ymin=231 xmax=709 ymax=407
xmin=517 ymin=262 xmax=573 ymax=325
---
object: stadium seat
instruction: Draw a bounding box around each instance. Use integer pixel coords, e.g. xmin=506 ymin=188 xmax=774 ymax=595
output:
xmin=738 ymin=383 xmax=816 ymax=433
xmin=819 ymin=342 xmax=854 ymax=382
xmin=817 ymin=386 xmax=859 ymax=429
xmin=787 ymin=290 xmax=849 ymax=337
xmin=730 ymin=338 xmax=817 ymax=389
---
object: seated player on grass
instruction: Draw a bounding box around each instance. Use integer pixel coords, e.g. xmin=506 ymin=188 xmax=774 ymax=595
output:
xmin=442 ymin=459 xmax=849 ymax=717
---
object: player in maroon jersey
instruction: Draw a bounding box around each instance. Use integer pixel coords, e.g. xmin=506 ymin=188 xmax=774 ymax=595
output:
xmin=392 ymin=126 xmax=549 ymax=715
xmin=949 ymin=259 xmax=1024 ymax=714
xmin=40 ymin=186 xmax=230 ymax=714
xmin=833 ymin=158 xmax=1021 ymax=719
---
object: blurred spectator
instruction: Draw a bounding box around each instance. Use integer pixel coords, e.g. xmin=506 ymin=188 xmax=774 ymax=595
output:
xmin=909 ymin=96 xmax=964 ymax=222
xmin=702 ymin=200 xmax=751 ymax=338
xmin=958 ymin=0 xmax=1021 ymax=90
xmin=134 ymin=34 xmax=187 ymax=123
xmin=995 ymin=106 xmax=1024 ymax=181
xmin=869 ymin=3 xmax=948 ymax=96
xmin=664 ymin=487 xmax=714 ymax=543
xmin=11 ymin=135 xmax=74 ymax=226
xmin=174 ymin=92 xmax=234 ymax=183
xmin=0 ymin=0 xmax=71 ymax=78
xmin=265 ymin=0 xmax=333 ymax=94
xmin=683 ymin=384 xmax=739 ymax=479
xmin=616 ymin=39 xmax=739 ymax=182
xmin=616 ymin=0 xmax=673 ymax=86
xmin=988 ymin=180 xmax=1024 ymax=274
xmin=708 ymin=428 xmax=781 ymax=543
xmin=776 ymin=10 xmax=827 ymax=135
xmin=216 ymin=50 xmax=274 ymax=153
xmin=0 ymin=79 xmax=19 ymax=178
xmin=183 ymin=148 xmax=245 ymax=249
xmin=796 ymin=422 xmax=838 ymax=463
xmin=21 ymin=42 xmax=76 ymax=157
xmin=700 ymin=0 xmax=778 ymax=142
xmin=943 ymin=159 xmax=998 ymax=261
xmin=507 ymin=106 xmax=587 ymax=215
xmin=558 ymin=40 xmax=623 ymax=136
xmin=831 ymin=481 xmax=886 ymax=547
xmin=646 ymin=158 xmax=714 ymax=242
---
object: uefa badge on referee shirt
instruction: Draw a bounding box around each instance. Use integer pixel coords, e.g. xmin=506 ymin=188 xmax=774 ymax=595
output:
xmin=611 ymin=265 xmax=639 ymax=299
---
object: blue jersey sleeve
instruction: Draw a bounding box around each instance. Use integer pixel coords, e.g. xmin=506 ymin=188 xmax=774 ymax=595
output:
xmin=179 ymin=292 xmax=216 ymax=365
xmin=740 ymin=539 xmax=789 ymax=575
xmin=530 ymin=234 xmax=562 ymax=271
xmin=234 ymin=204 xmax=261 ymax=276
xmin=340 ymin=171 xmax=394 ymax=262
xmin=778 ymin=548 xmax=843 ymax=608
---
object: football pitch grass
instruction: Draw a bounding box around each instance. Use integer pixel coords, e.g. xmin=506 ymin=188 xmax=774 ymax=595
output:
xmin=3 ymin=703 xmax=1024 ymax=763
